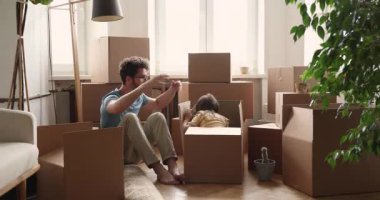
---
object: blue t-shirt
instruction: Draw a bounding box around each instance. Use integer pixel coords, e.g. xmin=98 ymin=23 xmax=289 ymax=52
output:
xmin=100 ymin=89 xmax=149 ymax=128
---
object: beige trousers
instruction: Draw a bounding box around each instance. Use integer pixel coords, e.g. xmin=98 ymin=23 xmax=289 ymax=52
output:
xmin=121 ymin=112 xmax=177 ymax=167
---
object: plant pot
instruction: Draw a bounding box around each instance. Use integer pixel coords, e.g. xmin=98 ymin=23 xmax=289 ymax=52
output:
xmin=240 ymin=66 xmax=249 ymax=74
xmin=254 ymin=159 xmax=276 ymax=181
xmin=295 ymin=82 xmax=308 ymax=93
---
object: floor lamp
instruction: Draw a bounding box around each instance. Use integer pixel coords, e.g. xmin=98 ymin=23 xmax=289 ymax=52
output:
xmin=51 ymin=0 xmax=123 ymax=122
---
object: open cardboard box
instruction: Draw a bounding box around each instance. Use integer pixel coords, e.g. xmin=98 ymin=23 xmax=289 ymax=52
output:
xmin=282 ymin=104 xmax=380 ymax=197
xmin=178 ymin=81 xmax=254 ymax=120
xmin=37 ymin=122 xmax=124 ymax=200
xmin=175 ymin=100 xmax=246 ymax=153
xmin=178 ymin=100 xmax=244 ymax=184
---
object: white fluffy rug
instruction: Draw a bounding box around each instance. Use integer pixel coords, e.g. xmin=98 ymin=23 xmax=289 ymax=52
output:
xmin=124 ymin=165 xmax=164 ymax=200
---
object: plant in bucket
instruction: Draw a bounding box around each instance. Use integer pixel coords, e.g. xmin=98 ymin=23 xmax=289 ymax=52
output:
xmin=254 ymin=147 xmax=276 ymax=181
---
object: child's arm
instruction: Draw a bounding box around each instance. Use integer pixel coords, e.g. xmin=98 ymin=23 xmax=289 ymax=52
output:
xmin=182 ymin=109 xmax=194 ymax=132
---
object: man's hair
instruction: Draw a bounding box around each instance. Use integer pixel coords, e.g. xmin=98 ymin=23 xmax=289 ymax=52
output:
xmin=119 ymin=56 xmax=150 ymax=84
xmin=194 ymin=93 xmax=220 ymax=113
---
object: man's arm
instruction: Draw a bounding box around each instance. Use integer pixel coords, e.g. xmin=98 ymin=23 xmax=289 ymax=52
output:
xmin=106 ymin=75 xmax=170 ymax=114
xmin=143 ymin=80 xmax=182 ymax=111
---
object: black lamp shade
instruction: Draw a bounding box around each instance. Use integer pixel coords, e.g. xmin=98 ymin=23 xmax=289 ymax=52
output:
xmin=92 ymin=0 xmax=123 ymax=22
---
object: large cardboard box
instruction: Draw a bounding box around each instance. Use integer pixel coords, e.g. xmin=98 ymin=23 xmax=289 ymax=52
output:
xmin=184 ymin=127 xmax=243 ymax=184
xmin=188 ymin=53 xmax=231 ymax=83
xmin=92 ymin=37 xmax=149 ymax=83
xmin=282 ymin=105 xmax=380 ymax=197
xmin=81 ymin=83 xmax=152 ymax=125
xmin=248 ymin=123 xmax=282 ymax=174
xmin=37 ymin=123 xmax=124 ymax=200
xmin=178 ymin=82 xmax=254 ymax=120
xmin=267 ymin=66 xmax=317 ymax=114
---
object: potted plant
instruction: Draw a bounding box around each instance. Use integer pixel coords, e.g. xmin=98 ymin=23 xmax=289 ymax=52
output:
xmin=285 ymin=0 xmax=380 ymax=168
xmin=254 ymin=147 xmax=276 ymax=181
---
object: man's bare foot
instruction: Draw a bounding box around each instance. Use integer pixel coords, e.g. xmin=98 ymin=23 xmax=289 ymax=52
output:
xmin=152 ymin=162 xmax=179 ymax=185
xmin=166 ymin=158 xmax=185 ymax=183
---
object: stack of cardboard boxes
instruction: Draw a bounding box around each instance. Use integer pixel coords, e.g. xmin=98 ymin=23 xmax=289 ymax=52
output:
xmin=177 ymin=53 xmax=254 ymax=184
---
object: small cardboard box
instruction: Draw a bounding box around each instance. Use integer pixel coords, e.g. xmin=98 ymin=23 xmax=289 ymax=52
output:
xmin=188 ymin=53 xmax=231 ymax=83
xmin=282 ymin=104 xmax=380 ymax=197
xmin=267 ymin=66 xmax=317 ymax=114
xmin=91 ymin=37 xmax=149 ymax=83
xmin=248 ymin=123 xmax=282 ymax=174
xmin=184 ymin=127 xmax=243 ymax=184
xmin=178 ymin=82 xmax=254 ymax=119
xmin=81 ymin=83 xmax=152 ymax=125
xmin=37 ymin=123 xmax=124 ymax=200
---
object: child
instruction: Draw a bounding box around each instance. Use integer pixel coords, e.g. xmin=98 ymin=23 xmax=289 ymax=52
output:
xmin=183 ymin=93 xmax=229 ymax=129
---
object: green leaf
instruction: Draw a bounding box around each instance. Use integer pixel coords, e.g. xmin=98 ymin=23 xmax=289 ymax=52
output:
xmin=310 ymin=3 xmax=316 ymax=15
xmin=300 ymin=4 xmax=307 ymax=15
xmin=320 ymin=0 xmax=326 ymax=11
xmin=317 ymin=26 xmax=325 ymax=39
xmin=297 ymin=25 xmax=306 ymax=39
xmin=303 ymin=14 xmax=311 ymax=27
xmin=320 ymin=15 xmax=327 ymax=24
xmin=30 ymin=0 xmax=41 ymax=4
xmin=290 ymin=26 xmax=298 ymax=34
xmin=40 ymin=0 xmax=53 ymax=5
xmin=311 ymin=17 xmax=319 ymax=30
xmin=30 ymin=0 xmax=53 ymax=5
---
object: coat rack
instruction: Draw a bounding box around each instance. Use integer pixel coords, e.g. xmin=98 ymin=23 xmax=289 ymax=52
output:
xmin=8 ymin=0 xmax=30 ymax=111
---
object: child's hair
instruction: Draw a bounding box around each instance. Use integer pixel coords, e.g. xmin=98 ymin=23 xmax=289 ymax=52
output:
xmin=193 ymin=93 xmax=220 ymax=113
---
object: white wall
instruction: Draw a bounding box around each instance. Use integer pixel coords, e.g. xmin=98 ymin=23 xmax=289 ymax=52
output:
xmin=0 ymin=1 xmax=55 ymax=125
xmin=108 ymin=0 xmax=149 ymax=37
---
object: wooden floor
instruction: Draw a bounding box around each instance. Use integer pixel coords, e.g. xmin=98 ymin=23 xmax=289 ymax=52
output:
xmin=139 ymin=155 xmax=380 ymax=200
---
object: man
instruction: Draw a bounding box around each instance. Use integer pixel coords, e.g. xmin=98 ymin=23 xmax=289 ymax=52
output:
xmin=100 ymin=56 xmax=184 ymax=185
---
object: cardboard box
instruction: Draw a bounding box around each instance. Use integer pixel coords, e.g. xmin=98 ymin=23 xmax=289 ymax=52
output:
xmin=81 ymin=83 xmax=152 ymax=124
xmin=92 ymin=37 xmax=149 ymax=83
xmin=282 ymin=105 xmax=380 ymax=197
xmin=37 ymin=123 xmax=124 ymax=200
xmin=188 ymin=53 xmax=231 ymax=83
xmin=267 ymin=66 xmax=317 ymax=114
xmin=184 ymin=127 xmax=243 ymax=184
xmin=177 ymin=100 xmax=244 ymax=154
xmin=248 ymin=123 xmax=282 ymax=174
xmin=275 ymin=92 xmax=313 ymax=129
xmin=178 ymin=82 xmax=254 ymax=119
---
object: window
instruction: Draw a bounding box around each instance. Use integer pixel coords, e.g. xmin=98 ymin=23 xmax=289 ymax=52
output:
xmin=48 ymin=0 xmax=87 ymax=77
xmin=153 ymin=0 xmax=259 ymax=75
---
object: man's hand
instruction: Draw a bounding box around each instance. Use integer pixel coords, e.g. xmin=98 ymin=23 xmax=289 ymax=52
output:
xmin=170 ymin=80 xmax=182 ymax=92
